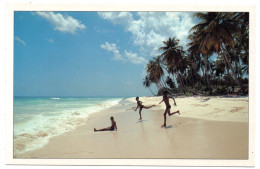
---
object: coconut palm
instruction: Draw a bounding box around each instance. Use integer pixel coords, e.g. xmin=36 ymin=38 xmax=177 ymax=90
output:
xmin=187 ymin=32 xmax=212 ymax=93
xmin=143 ymin=76 xmax=156 ymax=96
xmin=146 ymin=56 xmax=166 ymax=91
xmin=165 ymin=76 xmax=176 ymax=89
xmin=159 ymin=37 xmax=187 ymax=93
xmin=231 ymin=12 xmax=249 ymax=77
xmin=190 ymin=12 xmax=242 ymax=87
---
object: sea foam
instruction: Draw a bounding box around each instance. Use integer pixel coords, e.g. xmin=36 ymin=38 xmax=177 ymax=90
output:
xmin=50 ymin=97 xmax=60 ymax=100
xmin=13 ymin=97 xmax=121 ymax=155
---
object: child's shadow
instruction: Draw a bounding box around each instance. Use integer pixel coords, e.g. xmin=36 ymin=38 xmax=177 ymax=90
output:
xmin=136 ymin=120 xmax=147 ymax=123
xmin=165 ymin=125 xmax=173 ymax=129
xmin=166 ymin=123 xmax=182 ymax=129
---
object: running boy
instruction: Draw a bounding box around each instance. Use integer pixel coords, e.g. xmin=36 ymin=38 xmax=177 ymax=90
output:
xmin=159 ymin=91 xmax=180 ymax=128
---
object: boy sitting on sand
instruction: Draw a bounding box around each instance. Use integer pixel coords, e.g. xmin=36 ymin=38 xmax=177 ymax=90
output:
xmin=94 ymin=116 xmax=117 ymax=132
xmin=135 ymin=97 xmax=156 ymax=120
xmin=159 ymin=91 xmax=180 ymax=128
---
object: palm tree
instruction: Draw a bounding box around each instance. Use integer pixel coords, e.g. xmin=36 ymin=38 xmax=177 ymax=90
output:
xmin=165 ymin=76 xmax=176 ymax=89
xmin=159 ymin=37 xmax=187 ymax=93
xmin=187 ymin=32 xmax=212 ymax=93
xmin=146 ymin=56 xmax=166 ymax=91
xmin=214 ymin=57 xmax=224 ymax=86
xmin=143 ymin=76 xmax=156 ymax=96
xmin=190 ymin=12 xmax=242 ymax=88
xmin=231 ymin=12 xmax=249 ymax=78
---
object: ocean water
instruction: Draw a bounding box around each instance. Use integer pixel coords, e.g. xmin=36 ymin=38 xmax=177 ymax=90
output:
xmin=13 ymin=97 xmax=122 ymax=155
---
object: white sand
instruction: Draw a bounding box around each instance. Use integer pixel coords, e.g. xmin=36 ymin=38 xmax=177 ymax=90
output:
xmin=16 ymin=96 xmax=249 ymax=159
xmin=126 ymin=96 xmax=248 ymax=122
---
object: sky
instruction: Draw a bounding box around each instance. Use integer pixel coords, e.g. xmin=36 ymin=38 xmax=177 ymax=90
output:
xmin=14 ymin=11 xmax=200 ymax=97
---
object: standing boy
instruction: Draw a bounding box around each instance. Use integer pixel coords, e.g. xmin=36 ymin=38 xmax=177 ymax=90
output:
xmin=135 ymin=97 xmax=155 ymax=120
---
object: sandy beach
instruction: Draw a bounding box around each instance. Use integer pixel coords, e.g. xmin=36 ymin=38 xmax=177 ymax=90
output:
xmin=16 ymin=96 xmax=249 ymax=159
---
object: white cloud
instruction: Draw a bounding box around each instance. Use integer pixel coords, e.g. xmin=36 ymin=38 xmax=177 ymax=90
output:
xmin=36 ymin=12 xmax=86 ymax=34
xmin=14 ymin=36 xmax=26 ymax=46
xmin=98 ymin=12 xmax=196 ymax=57
xmin=48 ymin=38 xmax=54 ymax=43
xmin=97 ymin=12 xmax=133 ymax=26
xmin=100 ymin=42 xmax=146 ymax=65
xmin=100 ymin=42 xmax=124 ymax=61
xmin=124 ymin=50 xmax=146 ymax=64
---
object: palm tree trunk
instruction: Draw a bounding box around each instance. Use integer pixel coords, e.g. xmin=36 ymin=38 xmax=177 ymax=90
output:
xmin=201 ymin=65 xmax=206 ymax=85
xmin=148 ymin=87 xmax=156 ymax=96
xmin=204 ymin=56 xmax=212 ymax=94
xmin=221 ymin=51 xmax=234 ymax=91
xmin=173 ymin=66 xmax=186 ymax=94
xmin=221 ymin=51 xmax=231 ymax=77
xmin=177 ymin=73 xmax=186 ymax=94
xmin=220 ymin=42 xmax=242 ymax=88
xmin=155 ymin=83 xmax=161 ymax=91
xmin=159 ymin=82 xmax=163 ymax=90
xmin=161 ymin=78 xmax=168 ymax=88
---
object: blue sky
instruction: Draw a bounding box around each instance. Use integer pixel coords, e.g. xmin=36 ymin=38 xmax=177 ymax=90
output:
xmin=14 ymin=11 xmax=199 ymax=97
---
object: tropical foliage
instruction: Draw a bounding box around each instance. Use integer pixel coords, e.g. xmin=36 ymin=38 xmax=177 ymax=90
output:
xmin=143 ymin=12 xmax=249 ymax=96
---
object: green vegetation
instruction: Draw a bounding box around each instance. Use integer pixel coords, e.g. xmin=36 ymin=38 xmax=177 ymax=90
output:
xmin=143 ymin=12 xmax=249 ymax=96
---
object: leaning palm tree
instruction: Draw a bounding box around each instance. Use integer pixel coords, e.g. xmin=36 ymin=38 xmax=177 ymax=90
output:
xmin=187 ymin=31 xmax=213 ymax=92
xmin=187 ymin=35 xmax=203 ymax=88
xmin=190 ymin=12 xmax=242 ymax=88
xmin=143 ymin=76 xmax=156 ymax=96
xmin=159 ymin=37 xmax=187 ymax=93
xmin=165 ymin=76 xmax=176 ymax=89
xmin=146 ymin=56 xmax=166 ymax=91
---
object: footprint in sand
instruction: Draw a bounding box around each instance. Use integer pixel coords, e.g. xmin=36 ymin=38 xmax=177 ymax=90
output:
xmin=230 ymin=107 xmax=244 ymax=113
xmin=201 ymin=98 xmax=210 ymax=102
xmin=129 ymin=107 xmax=136 ymax=110
xmin=193 ymin=104 xmax=209 ymax=107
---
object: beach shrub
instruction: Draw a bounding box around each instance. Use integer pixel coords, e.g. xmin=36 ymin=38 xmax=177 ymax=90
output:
xmin=213 ymin=87 xmax=228 ymax=95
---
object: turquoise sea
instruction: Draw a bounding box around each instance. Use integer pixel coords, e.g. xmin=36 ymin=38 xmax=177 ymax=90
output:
xmin=13 ymin=97 xmax=123 ymax=155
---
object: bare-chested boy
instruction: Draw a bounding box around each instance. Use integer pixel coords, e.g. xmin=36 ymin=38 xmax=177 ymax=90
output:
xmin=135 ymin=97 xmax=155 ymax=120
xmin=159 ymin=91 xmax=180 ymax=128
xmin=94 ymin=116 xmax=117 ymax=132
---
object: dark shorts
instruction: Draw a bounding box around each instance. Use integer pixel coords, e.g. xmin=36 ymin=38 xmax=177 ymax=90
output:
xmin=167 ymin=105 xmax=171 ymax=109
xmin=110 ymin=127 xmax=115 ymax=131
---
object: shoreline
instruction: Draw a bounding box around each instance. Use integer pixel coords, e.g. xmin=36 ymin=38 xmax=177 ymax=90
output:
xmin=13 ymin=97 xmax=123 ymax=157
xmin=16 ymin=96 xmax=249 ymax=159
